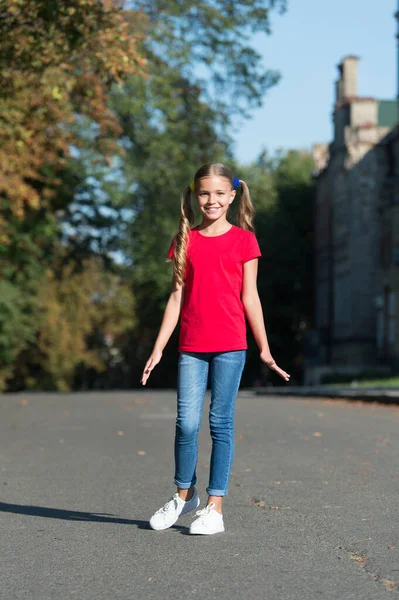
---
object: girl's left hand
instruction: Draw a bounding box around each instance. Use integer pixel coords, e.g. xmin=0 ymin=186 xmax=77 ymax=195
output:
xmin=260 ymin=351 xmax=290 ymax=382
xmin=141 ymin=349 xmax=163 ymax=386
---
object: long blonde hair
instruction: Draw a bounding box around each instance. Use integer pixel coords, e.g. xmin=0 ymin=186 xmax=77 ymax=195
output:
xmin=172 ymin=163 xmax=254 ymax=286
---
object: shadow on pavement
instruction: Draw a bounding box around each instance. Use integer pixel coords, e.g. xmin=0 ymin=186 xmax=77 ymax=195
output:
xmin=0 ymin=502 xmax=186 ymax=531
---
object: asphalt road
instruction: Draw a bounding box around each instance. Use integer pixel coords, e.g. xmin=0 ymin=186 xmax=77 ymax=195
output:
xmin=1 ymin=390 xmax=399 ymax=600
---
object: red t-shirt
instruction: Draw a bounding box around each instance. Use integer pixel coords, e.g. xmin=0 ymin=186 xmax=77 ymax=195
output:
xmin=168 ymin=225 xmax=262 ymax=352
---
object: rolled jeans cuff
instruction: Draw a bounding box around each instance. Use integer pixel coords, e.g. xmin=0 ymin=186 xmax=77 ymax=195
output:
xmin=206 ymin=487 xmax=227 ymax=497
xmin=174 ymin=477 xmax=197 ymax=489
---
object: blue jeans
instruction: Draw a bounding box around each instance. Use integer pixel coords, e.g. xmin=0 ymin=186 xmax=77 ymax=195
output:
xmin=174 ymin=350 xmax=246 ymax=496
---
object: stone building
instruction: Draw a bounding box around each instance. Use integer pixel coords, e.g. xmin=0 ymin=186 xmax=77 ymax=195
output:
xmin=309 ymin=56 xmax=398 ymax=384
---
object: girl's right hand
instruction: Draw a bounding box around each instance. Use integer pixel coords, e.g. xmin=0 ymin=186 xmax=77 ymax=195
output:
xmin=141 ymin=350 xmax=163 ymax=386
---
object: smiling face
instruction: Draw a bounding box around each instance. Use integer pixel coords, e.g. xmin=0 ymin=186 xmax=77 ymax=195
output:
xmin=196 ymin=176 xmax=236 ymax=224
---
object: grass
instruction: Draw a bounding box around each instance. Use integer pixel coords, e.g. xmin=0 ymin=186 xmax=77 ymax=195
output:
xmin=327 ymin=377 xmax=399 ymax=388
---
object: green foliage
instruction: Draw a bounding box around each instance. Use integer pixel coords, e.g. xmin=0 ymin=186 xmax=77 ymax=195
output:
xmin=131 ymin=0 xmax=286 ymax=119
xmin=246 ymin=150 xmax=315 ymax=385
xmin=7 ymin=257 xmax=136 ymax=392
xmin=107 ymin=1 xmax=287 ymax=386
xmin=0 ymin=0 xmax=295 ymax=391
xmin=112 ymin=69 xmax=228 ymax=385
xmin=0 ymin=1 xmax=144 ymax=391
xmin=0 ymin=282 xmax=37 ymax=390
xmin=0 ymin=0 xmax=145 ymax=219
xmin=0 ymin=206 xmax=57 ymax=389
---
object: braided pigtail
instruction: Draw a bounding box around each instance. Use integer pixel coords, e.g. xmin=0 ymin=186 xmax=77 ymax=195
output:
xmin=236 ymin=179 xmax=255 ymax=232
xmin=174 ymin=186 xmax=195 ymax=286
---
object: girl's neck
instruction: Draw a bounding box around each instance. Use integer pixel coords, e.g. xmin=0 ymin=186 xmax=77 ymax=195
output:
xmin=196 ymin=219 xmax=232 ymax=236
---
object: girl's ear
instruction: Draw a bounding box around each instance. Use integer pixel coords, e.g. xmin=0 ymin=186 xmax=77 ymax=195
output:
xmin=229 ymin=189 xmax=236 ymax=205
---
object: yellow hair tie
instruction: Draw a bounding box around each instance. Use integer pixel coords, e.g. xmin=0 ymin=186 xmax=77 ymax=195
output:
xmin=189 ymin=182 xmax=195 ymax=191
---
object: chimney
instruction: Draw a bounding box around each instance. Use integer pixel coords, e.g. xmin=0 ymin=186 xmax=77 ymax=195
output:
xmin=336 ymin=56 xmax=359 ymax=102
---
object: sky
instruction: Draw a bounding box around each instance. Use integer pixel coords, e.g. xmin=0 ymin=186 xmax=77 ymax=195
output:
xmin=232 ymin=0 xmax=398 ymax=164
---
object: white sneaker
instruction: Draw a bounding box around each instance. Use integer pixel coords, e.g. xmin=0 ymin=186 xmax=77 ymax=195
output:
xmin=149 ymin=490 xmax=200 ymax=531
xmin=189 ymin=502 xmax=225 ymax=535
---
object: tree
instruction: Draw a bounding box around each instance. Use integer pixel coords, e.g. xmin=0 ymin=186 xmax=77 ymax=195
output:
xmin=111 ymin=68 xmax=228 ymax=386
xmin=6 ymin=257 xmax=135 ymax=392
xmin=242 ymin=150 xmax=315 ymax=385
xmin=0 ymin=0 xmax=290 ymax=390
xmin=0 ymin=0 xmax=145 ymax=223
xmin=108 ymin=0 xmax=287 ymax=385
xmin=0 ymin=1 xmax=145 ymax=390
xmin=128 ymin=0 xmax=286 ymax=121
xmin=0 ymin=207 xmax=57 ymax=390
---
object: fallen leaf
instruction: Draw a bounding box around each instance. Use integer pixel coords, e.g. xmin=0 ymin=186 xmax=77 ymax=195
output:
xmin=117 ymin=431 xmax=124 ymax=436
xmin=350 ymin=553 xmax=367 ymax=566
xmin=388 ymin=546 xmax=396 ymax=550
xmin=270 ymin=505 xmax=281 ymax=509
xmin=250 ymin=498 xmax=265 ymax=507
xmin=273 ymin=481 xmax=281 ymax=485
xmin=20 ymin=399 xmax=29 ymax=406
xmin=313 ymin=432 xmax=322 ymax=437
xmin=137 ymin=450 xmax=146 ymax=455
xmin=146 ymin=577 xmax=152 ymax=583
xmin=3 ymin=482 xmax=8 ymax=485
xmin=382 ymin=579 xmax=396 ymax=590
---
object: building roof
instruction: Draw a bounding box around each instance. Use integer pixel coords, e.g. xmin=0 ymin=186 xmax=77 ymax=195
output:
xmin=339 ymin=55 xmax=360 ymax=61
xmin=378 ymin=100 xmax=398 ymax=128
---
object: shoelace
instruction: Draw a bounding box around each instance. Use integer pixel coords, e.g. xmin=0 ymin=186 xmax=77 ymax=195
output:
xmin=194 ymin=503 xmax=214 ymax=519
xmin=157 ymin=494 xmax=179 ymax=515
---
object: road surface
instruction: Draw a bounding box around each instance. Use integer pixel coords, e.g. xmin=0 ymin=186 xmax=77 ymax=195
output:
xmin=1 ymin=391 xmax=399 ymax=599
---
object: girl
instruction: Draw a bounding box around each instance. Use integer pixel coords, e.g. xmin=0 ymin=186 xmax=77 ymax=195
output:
xmin=141 ymin=163 xmax=290 ymax=535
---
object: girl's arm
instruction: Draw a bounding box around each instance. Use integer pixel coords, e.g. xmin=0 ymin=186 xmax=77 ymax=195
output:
xmin=242 ymin=259 xmax=290 ymax=382
xmin=141 ymin=274 xmax=184 ymax=385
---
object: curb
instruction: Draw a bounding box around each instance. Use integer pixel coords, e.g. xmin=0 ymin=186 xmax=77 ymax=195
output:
xmin=253 ymin=386 xmax=399 ymax=405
